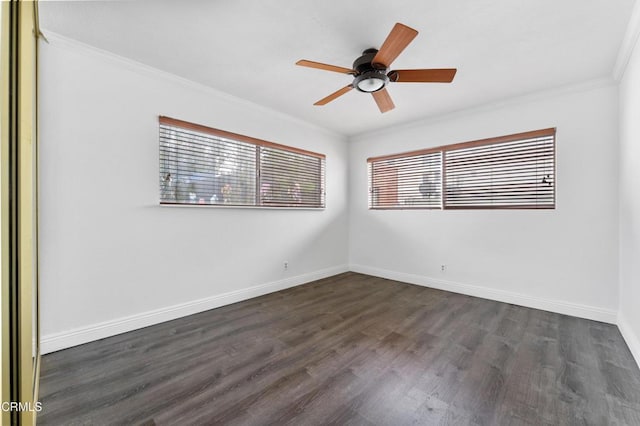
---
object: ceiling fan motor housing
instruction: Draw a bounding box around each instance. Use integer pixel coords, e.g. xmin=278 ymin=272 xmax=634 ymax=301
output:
xmin=352 ymin=48 xmax=389 ymax=92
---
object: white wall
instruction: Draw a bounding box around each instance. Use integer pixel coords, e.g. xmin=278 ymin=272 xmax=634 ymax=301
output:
xmin=39 ymin=36 xmax=349 ymax=353
xmin=349 ymin=83 xmax=620 ymax=323
xmin=619 ymin=32 xmax=640 ymax=367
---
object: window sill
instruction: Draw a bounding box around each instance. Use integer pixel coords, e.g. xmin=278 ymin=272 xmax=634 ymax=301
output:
xmin=158 ymin=203 xmax=325 ymax=211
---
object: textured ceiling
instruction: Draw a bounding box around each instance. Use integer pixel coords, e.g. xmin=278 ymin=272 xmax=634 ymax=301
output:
xmin=39 ymin=0 xmax=635 ymax=136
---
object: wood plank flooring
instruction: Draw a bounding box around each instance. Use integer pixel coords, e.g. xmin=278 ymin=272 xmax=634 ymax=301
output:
xmin=39 ymin=273 xmax=640 ymax=425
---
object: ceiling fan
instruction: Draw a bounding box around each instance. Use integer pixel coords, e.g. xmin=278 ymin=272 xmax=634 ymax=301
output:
xmin=296 ymin=23 xmax=457 ymax=113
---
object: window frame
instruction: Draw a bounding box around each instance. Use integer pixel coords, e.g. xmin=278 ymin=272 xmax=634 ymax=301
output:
xmin=159 ymin=116 xmax=326 ymax=209
xmin=367 ymin=128 xmax=556 ymax=210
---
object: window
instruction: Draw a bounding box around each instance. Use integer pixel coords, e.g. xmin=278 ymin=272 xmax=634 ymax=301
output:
xmin=368 ymin=128 xmax=555 ymax=210
xmin=370 ymin=152 xmax=442 ymax=209
xmin=159 ymin=116 xmax=325 ymax=208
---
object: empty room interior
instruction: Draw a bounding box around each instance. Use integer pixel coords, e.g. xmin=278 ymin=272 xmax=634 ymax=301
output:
xmin=2 ymin=0 xmax=640 ymax=424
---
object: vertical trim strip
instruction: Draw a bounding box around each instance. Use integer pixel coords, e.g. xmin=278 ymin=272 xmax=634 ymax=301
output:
xmin=1 ymin=1 xmax=40 ymax=424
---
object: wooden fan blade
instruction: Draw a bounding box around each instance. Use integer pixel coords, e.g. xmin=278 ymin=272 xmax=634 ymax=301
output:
xmin=372 ymin=88 xmax=395 ymax=113
xmin=372 ymin=23 xmax=418 ymax=68
xmin=314 ymin=85 xmax=353 ymax=106
xmin=296 ymin=60 xmax=354 ymax=74
xmin=389 ymin=68 xmax=457 ymax=83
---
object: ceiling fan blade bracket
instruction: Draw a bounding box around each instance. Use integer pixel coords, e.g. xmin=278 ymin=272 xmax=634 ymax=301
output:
xmin=372 ymin=62 xmax=388 ymax=71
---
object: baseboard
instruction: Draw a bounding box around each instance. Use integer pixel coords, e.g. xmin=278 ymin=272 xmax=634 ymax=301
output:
xmin=349 ymin=264 xmax=617 ymax=324
xmin=618 ymin=313 xmax=640 ymax=370
xmin=41 ymin=265 xmax=348 ymax=354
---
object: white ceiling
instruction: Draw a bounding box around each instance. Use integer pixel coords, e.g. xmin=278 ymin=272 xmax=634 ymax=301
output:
xmin=39 ymin=0 xmax=635 ymax=136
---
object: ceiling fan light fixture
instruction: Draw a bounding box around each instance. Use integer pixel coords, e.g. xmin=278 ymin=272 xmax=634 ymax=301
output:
xmin=354 ymin=70 xmax=389 ymax=93
xmin=357 ymin=76 xmax=385 ymax=92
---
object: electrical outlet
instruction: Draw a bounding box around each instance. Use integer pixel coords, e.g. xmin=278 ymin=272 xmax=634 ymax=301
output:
xmin=441 ymin=264 xmax=446 ymax=272
xmin=284 ymin=261 xmax=288 ymax=271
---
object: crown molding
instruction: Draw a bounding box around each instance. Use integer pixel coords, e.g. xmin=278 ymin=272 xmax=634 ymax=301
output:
xmin=40 ymin=30 xmax=347 ymax=142
xmin=613 ymin=0 xmax=640 ymax=81
xmin=351 ymin=76 xmax=616 ymax=142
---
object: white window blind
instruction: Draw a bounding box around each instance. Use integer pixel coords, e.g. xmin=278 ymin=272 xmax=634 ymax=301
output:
xmin=444 ymin=133 xmax=554 ymax=209
xmin=260 ymin=147 xmax=325 ymax=207
xmin=159 ymin=116 xmax=326 ymax=208
xmin=368 ymin=128 xmax=555 ymax=210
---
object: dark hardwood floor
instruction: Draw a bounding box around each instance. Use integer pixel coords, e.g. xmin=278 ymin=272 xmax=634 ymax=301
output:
xmin=39 ymin=272 xmax=640 ymax=425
